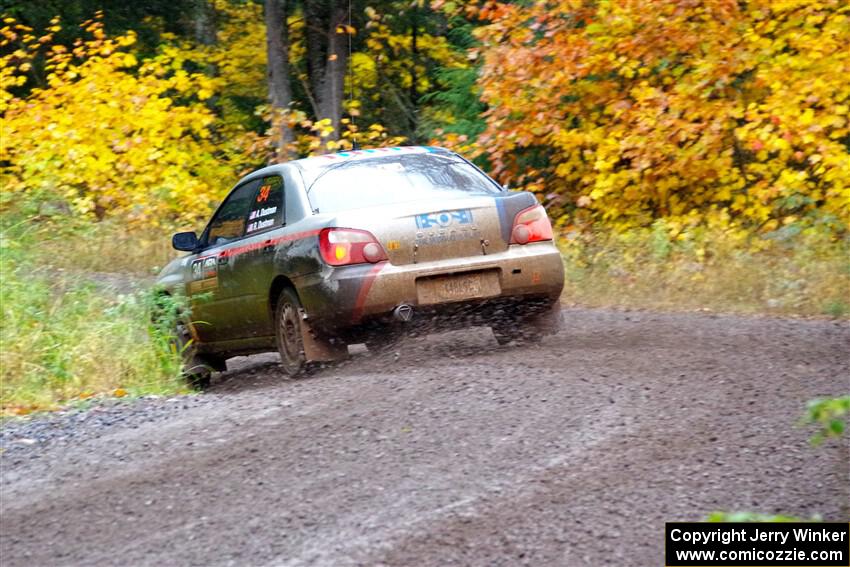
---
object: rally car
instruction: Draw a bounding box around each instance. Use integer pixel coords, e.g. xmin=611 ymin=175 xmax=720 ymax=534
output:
xmin=157 ymin=146 xmax=564 ymax=386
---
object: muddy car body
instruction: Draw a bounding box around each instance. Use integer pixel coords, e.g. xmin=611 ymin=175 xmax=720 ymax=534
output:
xmin=157 ymin=146 xmax=564 ymax=382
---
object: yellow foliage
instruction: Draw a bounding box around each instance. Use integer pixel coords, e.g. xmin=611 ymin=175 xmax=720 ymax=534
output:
xmin=156 ymin=2 xmax=409 ymax=170
xmin=361 ymin=8 xmax=467 ymax=97
xmin=1 ymin=15 xmax=232 ymax=226
xmin=0 ymin=9 xmax=412 ymax=227
xmin=245 ymin=107 xmax=406 ymax=164
xmin=186 ymin=0 xmax=268 ymax=136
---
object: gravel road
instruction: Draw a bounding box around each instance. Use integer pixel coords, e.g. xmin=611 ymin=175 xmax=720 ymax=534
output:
xmin=1 ymin=308 xmax=848 ymax=566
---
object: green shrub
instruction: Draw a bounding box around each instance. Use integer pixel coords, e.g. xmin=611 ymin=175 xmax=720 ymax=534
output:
xmin=706 ymin=512 xmax=812 ymax=523
xmin=803 ymin=396 xmax=850 ymax=446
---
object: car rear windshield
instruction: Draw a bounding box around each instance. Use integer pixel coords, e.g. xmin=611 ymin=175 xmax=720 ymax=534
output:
xmin=303 ymin=153 xmax=501 ymax=214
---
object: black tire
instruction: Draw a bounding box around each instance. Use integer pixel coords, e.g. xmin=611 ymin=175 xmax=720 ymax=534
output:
xmin=185 ymin=366 xmax=212 ymax=390
xmin=173 ymin=321 xmax=213 ymax=390
xmin=275 ymin=287 xmax=306 ymax=376
xmin=152 ymin=294 xmax=215 ymax=390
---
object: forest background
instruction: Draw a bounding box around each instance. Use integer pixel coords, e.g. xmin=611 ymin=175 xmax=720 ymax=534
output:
xmin=0 ymin=0 xmax=848 ymax=412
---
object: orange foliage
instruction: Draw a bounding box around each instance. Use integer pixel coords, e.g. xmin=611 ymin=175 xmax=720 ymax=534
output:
xmin=460 ymin=0 xmax=850 ymax=233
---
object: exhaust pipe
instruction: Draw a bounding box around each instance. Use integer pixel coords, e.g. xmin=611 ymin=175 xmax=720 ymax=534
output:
xmin=393 ymin=304 xmax=414 ymax=322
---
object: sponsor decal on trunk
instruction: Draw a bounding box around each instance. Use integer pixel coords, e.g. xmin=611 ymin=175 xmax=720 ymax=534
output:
xmin=415 ymin=209 xmax=474 ymax=229
xmin=415 ymin=225 xmax=481 ymax=245
xmin=414 ymin=209 xmax=480 ymax=245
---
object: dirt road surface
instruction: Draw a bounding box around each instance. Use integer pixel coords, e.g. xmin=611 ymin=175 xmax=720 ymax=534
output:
xmin=2 ymin=308 xmax=848 ymax=566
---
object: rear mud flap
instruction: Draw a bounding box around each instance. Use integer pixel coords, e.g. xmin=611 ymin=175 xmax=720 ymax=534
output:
xmin=299 ymin=312 xmax=348 ymax=362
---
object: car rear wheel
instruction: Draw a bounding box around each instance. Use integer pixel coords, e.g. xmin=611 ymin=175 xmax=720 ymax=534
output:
xmin=275 ymin=287 xmax=306 ymax=376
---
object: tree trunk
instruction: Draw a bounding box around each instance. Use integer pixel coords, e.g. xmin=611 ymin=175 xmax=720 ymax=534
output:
xmin=265 ymin=0 xmax=295 ymax=160
xmin=193 ymin=0 xmax=217 ymax=46
xmin=305 ymin=0 xmax=349 ymax=138
xmin=190 ymin=1 xmax=220 ymax=113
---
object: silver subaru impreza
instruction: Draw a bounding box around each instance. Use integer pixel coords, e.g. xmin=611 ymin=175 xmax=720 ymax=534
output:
xmin=157 ymin=146 xmax=565 ymax=385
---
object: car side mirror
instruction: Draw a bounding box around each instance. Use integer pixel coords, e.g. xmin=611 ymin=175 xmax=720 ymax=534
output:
xmin=172 ymin=231 xmax=198 ymax=252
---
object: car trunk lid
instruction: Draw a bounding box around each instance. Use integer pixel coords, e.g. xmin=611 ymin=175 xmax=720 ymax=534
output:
xmin=327 ymin=192 xmax=538 ymax=266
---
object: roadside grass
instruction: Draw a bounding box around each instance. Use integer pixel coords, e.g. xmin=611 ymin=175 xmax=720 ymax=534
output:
xmin=1 ymin=223 xmax=187 ymax=416
xmin=559 ymin=223 xmax=850 ymax=318
xmin=12 ymin=216 xmax=181 ymax=275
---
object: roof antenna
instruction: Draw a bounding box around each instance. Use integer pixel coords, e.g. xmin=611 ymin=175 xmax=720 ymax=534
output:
xmin=348 ymin=0 xmax=360 ymax=151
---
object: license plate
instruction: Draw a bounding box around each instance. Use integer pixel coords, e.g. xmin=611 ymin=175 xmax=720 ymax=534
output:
xmin=417 ymin=270 xmax=500 ymax=304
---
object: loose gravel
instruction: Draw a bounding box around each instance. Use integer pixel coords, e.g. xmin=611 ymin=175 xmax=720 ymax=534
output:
xmin=1 ymin=308 xmax=848 ymax=566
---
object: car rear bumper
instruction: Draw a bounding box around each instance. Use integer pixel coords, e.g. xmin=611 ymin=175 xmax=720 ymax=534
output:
xmin=295 ymin=241 xmax=565 ymax=333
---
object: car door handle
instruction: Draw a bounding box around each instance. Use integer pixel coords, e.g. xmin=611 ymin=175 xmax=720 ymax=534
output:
xmin=263 ymin=240 xmax=275 ymax=254
xmin=218 ymin=254 xmax=228 ymax=265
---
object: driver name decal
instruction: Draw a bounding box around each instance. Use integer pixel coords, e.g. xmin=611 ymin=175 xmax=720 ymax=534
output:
xmin=248 ymin=206 xmax=277 ymax=221
xmin=246 ymin=218 xmax=275 ymax=233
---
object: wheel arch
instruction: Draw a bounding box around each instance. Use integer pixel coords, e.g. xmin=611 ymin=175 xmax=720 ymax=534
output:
xmin=269 ymin=274 xmax=297 ymax=321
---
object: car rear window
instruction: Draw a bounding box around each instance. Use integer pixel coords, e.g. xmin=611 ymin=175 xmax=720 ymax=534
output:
xmin=304 ymin=153 xmax=501 ymax=214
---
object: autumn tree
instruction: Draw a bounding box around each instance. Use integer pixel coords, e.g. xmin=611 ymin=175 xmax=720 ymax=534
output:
xmin=360 ymin=1 xmax=469 ymax=139
xmin=0 ymin=16 xmax=231 ymax=225
xmin=257 ymin=0 xmax=467 ymax=144
xmin=301 ymin=0 xmax=353 ymax=137
xmin=0 ymin=1 xmax=478 ymax=225
xmin=466 ymin=0 xmax=850 ymax=233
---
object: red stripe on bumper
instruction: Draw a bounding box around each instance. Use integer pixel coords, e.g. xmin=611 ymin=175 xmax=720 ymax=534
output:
xmin=351 ymin=262 xmax=386 ymax=323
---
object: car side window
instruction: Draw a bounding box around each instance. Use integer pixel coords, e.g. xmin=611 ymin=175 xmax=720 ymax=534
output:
xmin=246 ymin=176 xmax=284 ymax=235
xmin=206 ymin=179 xmax=260 ymax=246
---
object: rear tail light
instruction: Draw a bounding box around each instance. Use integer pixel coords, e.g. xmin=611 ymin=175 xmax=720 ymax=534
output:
xmin=319 ymin=228 xmax=388 ymax=266
xmin=510 ymin=204 xmax=554 ymax=244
